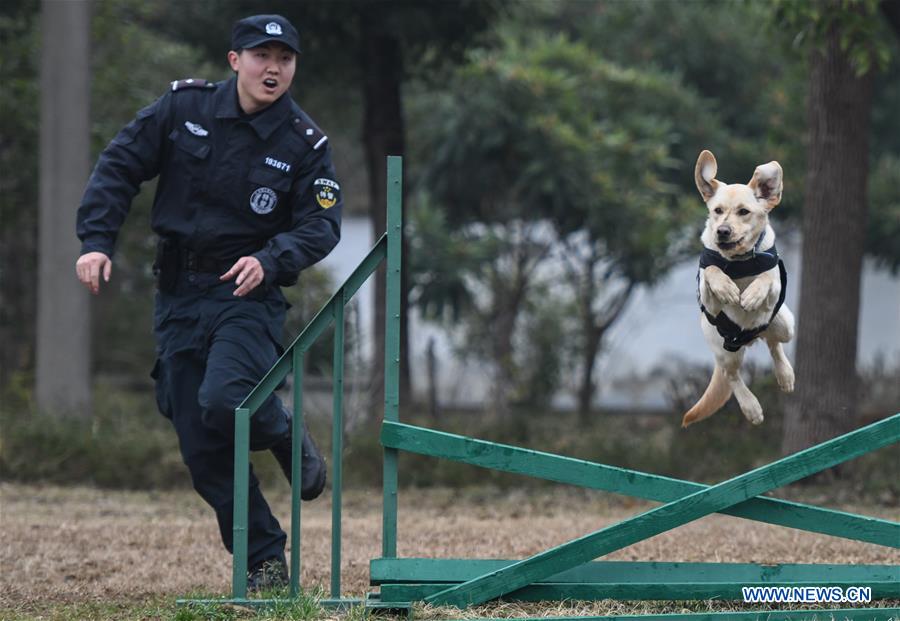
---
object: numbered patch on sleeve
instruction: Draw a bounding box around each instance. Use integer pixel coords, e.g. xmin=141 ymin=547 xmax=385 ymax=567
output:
xmin=313 ymin=178 xmax=340 ymax=209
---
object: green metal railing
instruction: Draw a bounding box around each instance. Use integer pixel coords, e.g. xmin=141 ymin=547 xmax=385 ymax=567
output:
xmin=228 ymin=155 xmax=403 ymax=603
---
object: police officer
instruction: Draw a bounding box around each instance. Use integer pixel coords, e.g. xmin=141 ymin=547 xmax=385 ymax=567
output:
xmin=75 ymin=14 xmax=338 ymax=590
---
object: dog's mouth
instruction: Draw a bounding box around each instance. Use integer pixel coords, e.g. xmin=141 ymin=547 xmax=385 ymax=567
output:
xmin=717 ymin=238 xmax=742 ymax=251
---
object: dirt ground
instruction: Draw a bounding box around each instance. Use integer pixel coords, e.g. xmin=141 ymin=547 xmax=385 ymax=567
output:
xmin=1 ymin=482 xmax=898 ymax=615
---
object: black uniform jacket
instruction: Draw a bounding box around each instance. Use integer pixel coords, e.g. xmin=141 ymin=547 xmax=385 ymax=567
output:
xmin=77 ymin=76 xmax=342 ymax=287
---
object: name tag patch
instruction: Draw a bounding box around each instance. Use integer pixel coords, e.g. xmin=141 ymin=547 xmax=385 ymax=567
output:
xmin=265 ymin=156 xmax=291 ymax=173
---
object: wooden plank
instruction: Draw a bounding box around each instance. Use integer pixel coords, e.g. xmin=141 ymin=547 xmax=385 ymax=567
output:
xmin=370 ymin=558 xmax=900 ymax=586
xmin=381 ymin=421 xmax=900 ymax=548
xmin=424 ymin=414 xmax=900 ymax=607
xmin=379 ymin=581 xmax=900 ymax=603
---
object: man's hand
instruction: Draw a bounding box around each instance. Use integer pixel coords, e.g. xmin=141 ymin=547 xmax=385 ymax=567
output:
xmin=220 ymin=256 xmax=265 ymax=297
xmin=75 ymin=252 xmax=112 ymax=295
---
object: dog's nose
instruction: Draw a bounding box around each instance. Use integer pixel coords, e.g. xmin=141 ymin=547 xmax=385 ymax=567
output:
xmin=716 ymin=225 xmax=732 ymax=238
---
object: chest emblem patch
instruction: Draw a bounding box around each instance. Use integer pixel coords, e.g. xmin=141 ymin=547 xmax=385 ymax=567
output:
xmin=184 ymin=121 xmax=209 ymax=137
xmin=250 ymin=187 xmax=277 ymax=214
xmin=314 ymin=178 xmax=340 ymax=209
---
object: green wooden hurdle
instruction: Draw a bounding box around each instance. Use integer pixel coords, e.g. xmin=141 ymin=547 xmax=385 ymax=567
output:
xmin=380 ymin=414 xmax=899 ymax=608
xmin=183 ymin=156 xmax=899 ymax=620
xmin=372 ymin=414 xmax=899 ymax=617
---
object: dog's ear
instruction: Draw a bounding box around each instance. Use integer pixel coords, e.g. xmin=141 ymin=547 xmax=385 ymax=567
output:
xmin=748 ymin=161 xmax=783 ymax=210
xmin=695 ymin=150 xmax=719 ymax=202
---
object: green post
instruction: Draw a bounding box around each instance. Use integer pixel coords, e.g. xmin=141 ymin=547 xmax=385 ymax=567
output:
xmin=232 ymin=407 xmax=250 ymax=599
xmin=331 ymin=292 xmax=345 ymax=598
xmin=382 ymin=155 xmax=402 ymax=558
xmin=290 ymin=348 xmax=304 ymax=597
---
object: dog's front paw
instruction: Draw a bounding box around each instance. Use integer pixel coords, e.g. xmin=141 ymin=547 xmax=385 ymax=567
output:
xmin=707 ymin=275 xmax=741 ymax=306
xmin=740 ymin=279 xmax=771 ymax=312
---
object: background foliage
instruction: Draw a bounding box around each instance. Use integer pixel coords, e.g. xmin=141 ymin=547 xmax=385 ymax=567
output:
xmin=1 ymin=0 xmax=898 ymax=493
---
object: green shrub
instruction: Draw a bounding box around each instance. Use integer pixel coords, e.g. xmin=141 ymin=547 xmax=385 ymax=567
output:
xmin=2 ymin=375 xmax=895 ymax=504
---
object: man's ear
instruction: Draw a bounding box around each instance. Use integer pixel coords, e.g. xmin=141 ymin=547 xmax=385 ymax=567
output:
xmin=695 ymin=150 xmax=719 ymax=202
xmin=748 ymin=161 xmax=783 ymax=210
xmin=227 ymin=50 xmax=240 ymax=72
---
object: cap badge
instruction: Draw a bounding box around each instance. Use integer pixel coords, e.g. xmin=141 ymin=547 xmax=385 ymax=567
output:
xmin=265 ymin=22 xmax=283 ymax=36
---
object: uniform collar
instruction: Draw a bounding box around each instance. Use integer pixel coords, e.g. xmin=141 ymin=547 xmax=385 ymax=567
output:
xmin=215 ymin=76 xmax=293 ymax=141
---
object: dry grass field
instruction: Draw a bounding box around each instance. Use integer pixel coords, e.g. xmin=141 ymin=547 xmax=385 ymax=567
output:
xmin=1 ymin=482 xmax=898 ymax=620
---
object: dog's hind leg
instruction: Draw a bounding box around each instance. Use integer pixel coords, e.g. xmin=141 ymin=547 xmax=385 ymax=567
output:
xmin=765 ymin=305 xmax=795 ymax=393
xmin=719 ymin=348 xmax=764 ymax=425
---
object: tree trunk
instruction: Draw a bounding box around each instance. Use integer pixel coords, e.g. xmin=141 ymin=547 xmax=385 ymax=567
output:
xmin=360 ymin=11 xmax=408 ymax=418
xmin=489 ymin=300 xmax=518 ymax=418
xmin=576 ymin=260 xmax=599 ymax=421
xmin=782 ymin=21 xmax=874 ymax=455
xmin=36 ymin=0 xmax=93 ymax=417
xmin=426 ymin=337 xmax=438 ymax=419
xmin=577 ymin=326 xmax=602 ymax=423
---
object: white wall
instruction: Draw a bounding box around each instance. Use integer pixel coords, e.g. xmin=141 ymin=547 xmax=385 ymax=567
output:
xmin=320 ymin=217 xmax=900 ymax=409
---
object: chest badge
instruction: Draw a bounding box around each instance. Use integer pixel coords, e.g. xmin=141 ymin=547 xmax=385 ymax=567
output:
xmin=184 ymin=121 xmax=209 ymax=137
xmin=250 ymin=187 xmax=277 ymax=214
xmin=313 ymin=178 xmax=340 ymax=209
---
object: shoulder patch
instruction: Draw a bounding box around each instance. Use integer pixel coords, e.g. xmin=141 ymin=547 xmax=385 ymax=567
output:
xmin=292 ymin=117 xmax=328 ymax=150
xmin=171 ymin=78 xmax=216 ymax=92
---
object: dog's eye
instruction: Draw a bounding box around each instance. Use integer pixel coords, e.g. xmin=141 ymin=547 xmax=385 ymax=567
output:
xmin=738 ymin=208 xmax=750 ymax=216
xmin=714 ymin=207 xmax=723 ymax=215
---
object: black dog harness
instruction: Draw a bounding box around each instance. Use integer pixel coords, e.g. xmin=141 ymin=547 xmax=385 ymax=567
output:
xmin=697 ymin=236 xmax=787 ymax=352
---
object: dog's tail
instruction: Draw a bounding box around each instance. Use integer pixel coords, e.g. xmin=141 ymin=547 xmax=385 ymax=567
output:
xmin=682 ymin=364 xmax=732 ymax=427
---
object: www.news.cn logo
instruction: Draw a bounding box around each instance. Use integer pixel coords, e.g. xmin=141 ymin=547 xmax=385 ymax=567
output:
xmin=742 ymin=586 xmax=872 ymax=604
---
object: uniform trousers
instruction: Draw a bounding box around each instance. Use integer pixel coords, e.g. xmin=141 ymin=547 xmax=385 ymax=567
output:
xmin=151 ymin=271 xmax=291 ymax=569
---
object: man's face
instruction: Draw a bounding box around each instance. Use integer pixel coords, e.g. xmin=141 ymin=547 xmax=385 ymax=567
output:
xmin=228 ymin=43 xmax=296 ymax=114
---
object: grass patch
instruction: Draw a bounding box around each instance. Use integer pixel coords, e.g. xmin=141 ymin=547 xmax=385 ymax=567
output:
xmin=2 ymin=589 xmax=333 ymax=621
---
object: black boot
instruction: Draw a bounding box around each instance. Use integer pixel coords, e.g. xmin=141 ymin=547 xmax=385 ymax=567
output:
xmin=247 ymin=556 xmax=288 ymax=593
xmin=270 ymin=419 xmax=327 ymax=500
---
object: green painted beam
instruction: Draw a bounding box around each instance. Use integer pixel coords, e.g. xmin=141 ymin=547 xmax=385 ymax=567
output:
xmin=383 ymin=155 xmax=403 ymax=559
xmin=231 ymin=407 xmax=250 ymax=599
xmin=380 ymin=421 xmax=899 ymax=548
xmin=237 ymin=234 xmax=386 ymax=415
xmin=331 ymin=295 xmax=345 ymax=598
xmin=424 ymin=415 xmax=900 ymax=607
xmin=424 ymin=609 xmax=900 ymax=621
xmin=289 ymin=348 xmax=304 ymax=597
xmin=177 ymin=597 xmax=364 ymax=610
xmin=370 ymin=558 xmax=900 ymax=586
xmin=379 ymin=581 xmax=900 ymax=602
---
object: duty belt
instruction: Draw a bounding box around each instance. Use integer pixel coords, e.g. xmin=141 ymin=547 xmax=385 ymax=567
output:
xmin=179 ymin=249 xmax=232 ymax=274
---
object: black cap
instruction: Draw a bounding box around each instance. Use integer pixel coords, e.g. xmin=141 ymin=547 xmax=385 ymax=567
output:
xmin=231 ymin=14 xmax=301 ymax=54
